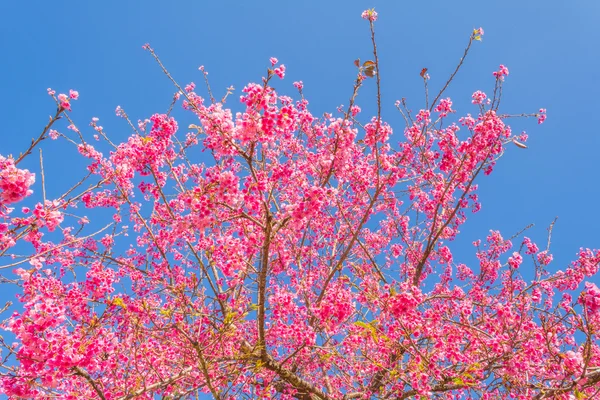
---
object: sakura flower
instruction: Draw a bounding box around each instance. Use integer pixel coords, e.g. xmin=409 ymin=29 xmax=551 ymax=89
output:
xmin=273 ymin=64 xmax=286 ymax=79
xmin=538 ymin=108 xmax=547 ymax=124
xmin=361 ymin=8 xmax=378 ymax=22
xmin=434 ymin=98 xmax=454 ymax=117
xmin=472 ymin=90 xmax=487 ymax=105
xmin=508 ymin=252 xmax=523 ymax=269
xmin=493 ymin=64 xmax=510 ymax=81
xmin=0 ymin=156 xmax=35 ymax=204
xmin=580 ymin=282 xmax=600 ymax=315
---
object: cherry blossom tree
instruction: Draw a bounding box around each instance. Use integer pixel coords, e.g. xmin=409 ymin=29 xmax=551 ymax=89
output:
xmin=1 ymin=9 xmax=599 ymax=400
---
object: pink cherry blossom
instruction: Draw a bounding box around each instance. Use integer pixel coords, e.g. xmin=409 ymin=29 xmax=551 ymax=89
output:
xmin=471 ymin=90 xmax=487 ymax=104
xmin=493 ymin=64 xmax=510 ymax=81
xmin=581 ymin=282 xmax=600 ymax=315
xmin=0 ymin=10 xmax=597 ymax=400
xmin=273 ymin=64 xmax=286 ymax=79
xmin=0 ymin=156 xmax=35 ymax=204
xmin=538 ymin=108 xmax=547 ymax=124
xmin=434 ymin=97 xmax=454 ymax=117
xmin=361 ymin=8 xmax=378 ymax=22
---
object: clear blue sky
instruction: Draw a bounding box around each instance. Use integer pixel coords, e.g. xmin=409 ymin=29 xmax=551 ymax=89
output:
xmin=1 ymin=0 xmax=599 ymax=393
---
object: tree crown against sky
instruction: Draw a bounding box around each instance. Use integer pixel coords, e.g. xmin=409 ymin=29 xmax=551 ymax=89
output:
xmin=1 ymin=7 xmax=600 ymax=400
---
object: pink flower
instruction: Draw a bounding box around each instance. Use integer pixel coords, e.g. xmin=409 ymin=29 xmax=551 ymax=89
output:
xmin=48 ymin=129 xmax=59 ymax=140
xmin=45 ymin=209 xmax=64 ymax=232
xmin=471 ymin=90 xmax=487 ymax=105
xmin=69 ymin=89 xmax=79 ymax=100
xmin=508 ymin=252 xmax=523 ymax=269
xmin=537 ymin=108 xmax=547 ymax=124
xmin=563 ymin=350 xmax=583 ymax=374
xmin=361 ymin=8 xmax=378 ymax=22
xmin=517 ymin=131 xmax=529 ymax=142
xmin=185 ymin=82 xmax=196 ymax=93
xmin=537 ymin=250 xmax=553 ymax=266
xmin=0 ymin=156 xmax=36 ymax=204
xmin=493 ymin=64 xmax=510 ymax=81
xmin=293 ymin=81 xmax=304 ymax=91
xmin=274 ymin=64 xmax=286 ymax=79
xmin=523 ymin=237 xmax=539 ymax=255
xmin=269 ymin=57 xmax=278 ymax=66
xmin=472 ymin=27 xmax=484 ymax=41
xmin=580 ymin=282 xmax=600 ymax=315
xmin=57 ymin=93 xmax=71 ymax=110
xmin=434 ymin=98 xmax=454 ymax=117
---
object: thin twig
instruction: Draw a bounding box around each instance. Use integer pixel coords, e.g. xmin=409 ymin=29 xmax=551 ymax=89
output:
xmin=0 ymin=223 xmax=114 ymax=270
xmin=15 ymin=107 xmax=63 ymax=166
xmin=429 ymin=34 xmax=475 ymax=113
xmin=39 ymin=149 xmax=47 ymax=204
xmin=546 ymin=217 xmax=558 ymax=252
xmin=73 ymin=367 xmax=107 ymax=400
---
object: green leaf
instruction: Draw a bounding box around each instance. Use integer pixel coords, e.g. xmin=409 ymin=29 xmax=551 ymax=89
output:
xmin=354 ymin=321 xmax=370 ymax=330
xmin=453 ymin=377 xmax=465 ymax=385
xmin=112 ymin=297 xmax=127 ymax=309
xmin=354 ymin=321 xmax=379 ymax=342
xmin=159 ymin=309 xmax=171 ymax=317
xmin=224 ymin=312 xmax=236 ymax=324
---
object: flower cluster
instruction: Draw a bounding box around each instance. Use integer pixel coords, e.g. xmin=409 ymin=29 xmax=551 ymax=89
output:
xmin=0 ymin=9 xmax=594 ymax=400
xmin=493 ymin=64 xmax=510 ymax=81
xmin=0 ymin=155 xmax=35 ymax=205
xmin=361 ymin=8 xmax=378 ymax=22
xmin=471 ymin=90 xmax=487 ymax=105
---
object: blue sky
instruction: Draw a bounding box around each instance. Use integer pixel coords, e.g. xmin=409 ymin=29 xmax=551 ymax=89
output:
xmin=3 ymin=0 xmax=597 ymax=270
xmin=1 ymin=0 xmax=600 ymax=395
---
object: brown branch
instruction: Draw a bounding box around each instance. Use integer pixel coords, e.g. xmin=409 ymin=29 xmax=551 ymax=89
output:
xmin=428 ymin=34 xmax=475 ymax=114
xmin=257 ymin=211 xmax=273 ymax=354
xmin=119 ymin=366 xmax=195 ymax=400
xmin=313 ymin=184 xmax=384 ymax=310
xmin=73 ymin=366 xmax=106 ymax=400
xmin=261 ymin=352 xmax=332 ymax=400
xmin=413 ymin=148 xmax=492 ymax=286
xmin=396 ymin=382 xmax=469 ymax=399
xmin=532 ymin=370 xmax=600 ymax=399
xmin=239 ymin=341 xmax=332 ymax=400
xmin=15 ymin=107 xmax=63 ymax=166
